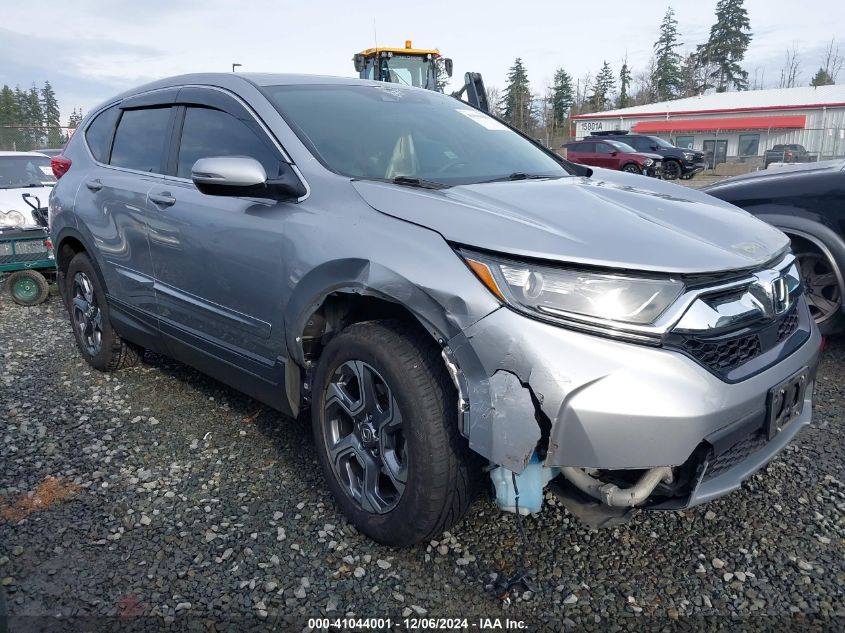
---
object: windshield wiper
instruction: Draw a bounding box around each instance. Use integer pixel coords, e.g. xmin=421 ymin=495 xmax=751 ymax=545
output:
xmin=478 ymin=172 xmax=559 ymax=184
xmin=389 ymin=176 xmax=449 ymax=189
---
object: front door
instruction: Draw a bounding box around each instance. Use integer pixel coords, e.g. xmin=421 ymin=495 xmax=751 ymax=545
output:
xmin=146 ymin=100 xmax=295 ymax=408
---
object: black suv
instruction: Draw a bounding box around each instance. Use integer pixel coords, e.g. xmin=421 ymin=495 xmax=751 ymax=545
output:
xmin=590 ymin=131 xmax=705 ymax=180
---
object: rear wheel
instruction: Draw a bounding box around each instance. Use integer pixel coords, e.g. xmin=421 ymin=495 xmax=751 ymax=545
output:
xmin=622 ymin=163 xmax=641 ymax=174
xmin=65 ymin=253 xmax=143 ymax=371
xmin=662 ymin=160 xmax=682 ymax=180
xmin=7 ymin=269 xmax=49 ymax=306
xmin=312 ymin=320 xmax=478 ymax=546
xmin=796 ymin=251 xmax=844 ymax=335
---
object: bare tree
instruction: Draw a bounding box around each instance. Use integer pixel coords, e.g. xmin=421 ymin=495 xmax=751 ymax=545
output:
xmin=778 ymin=44 xmax=801 ymax=88
xmin=822 ymin=37 xmax=843 ymax=81
xmin=486 ymin=86 xmax=503 ymax=118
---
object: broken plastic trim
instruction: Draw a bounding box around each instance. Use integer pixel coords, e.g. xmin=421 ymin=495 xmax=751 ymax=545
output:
xmin=441 ymin=348 xmax=470 ymax=436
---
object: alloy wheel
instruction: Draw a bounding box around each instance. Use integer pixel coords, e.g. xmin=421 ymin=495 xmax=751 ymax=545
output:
xmin=663 ymin=161 xmax=681 ymax=180
xmin=798 ymin=252 xmax=842 ymax=323
xmin=322 ymin=360 xmax=407 ymax=514
xmin=71 ymin=271 xmax=103 ymax=356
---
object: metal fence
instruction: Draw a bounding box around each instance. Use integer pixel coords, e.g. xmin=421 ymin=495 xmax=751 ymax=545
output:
xmin=0 ymin=126 xmax=75 ymax=152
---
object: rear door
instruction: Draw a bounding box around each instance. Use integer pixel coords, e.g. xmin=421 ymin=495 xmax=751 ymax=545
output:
xmin=146 ymin=88 xmax=295 ymax=409
xmin=72 ymin=95 xmax=177 ymax=331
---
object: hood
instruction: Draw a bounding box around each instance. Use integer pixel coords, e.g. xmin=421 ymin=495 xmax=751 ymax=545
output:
xmin=352 ymin=169 xmax=789 ymax=274
xmin=0 ymin=186 xmax=52 ymax=227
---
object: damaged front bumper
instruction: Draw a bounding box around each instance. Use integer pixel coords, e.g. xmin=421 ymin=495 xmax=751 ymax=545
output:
xmin=447 ymin=299 xmax=821 ymax=512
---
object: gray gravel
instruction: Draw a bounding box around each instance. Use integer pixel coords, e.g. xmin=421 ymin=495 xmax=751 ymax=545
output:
xmin=1 ymin=292 xmax=843 ymax=631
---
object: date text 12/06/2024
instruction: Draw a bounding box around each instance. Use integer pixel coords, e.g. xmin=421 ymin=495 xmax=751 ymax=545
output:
xmin=307 ymin=617 xmax=528 ymax=630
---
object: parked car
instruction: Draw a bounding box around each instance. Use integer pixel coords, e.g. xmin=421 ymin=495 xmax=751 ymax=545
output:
xmin=764 ymin=144 xmax=814 ymax=169
xmin=590 ymin=131 xmax=706 ymax=180
xmin=0 ymin=151 xmax=56 ymax=228
xmin=703 ymin=160 xmax=845 ymax=335
xmin=563 ymin=138 xmax=662 ymax=176
xmin=50 ymin=74 xmax=820 ymax=545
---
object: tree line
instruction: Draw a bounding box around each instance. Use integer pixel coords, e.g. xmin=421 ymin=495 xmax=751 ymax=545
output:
xmin=493 ymin=0 xmax=841 ymax=141
xmin=0 ymin=81 xmax=83 ymax=151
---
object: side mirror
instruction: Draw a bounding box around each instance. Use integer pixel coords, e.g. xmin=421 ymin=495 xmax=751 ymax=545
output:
xmin=610 ymin=151 xmax=618 ymax=156
xmin=191 ymin=156 xmax=306 ymax=200
xmin=444 ymin=58 xmax=453 ymax=77
xmin=353 ymin=53 xmax=366 ymax=73
xmin=650 ymin=145 xmax=659 ymax=151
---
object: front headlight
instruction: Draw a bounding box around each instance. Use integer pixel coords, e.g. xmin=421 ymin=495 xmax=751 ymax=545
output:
xmin=643 ymin=158 xmax=654 ymax=167
xmin=683 ymin=152 xmax=695 ymax=161
xmin=463 ymin=251 xmax=684 ymax=326
xmin=0 ymin=210 xmax=27 ymax=227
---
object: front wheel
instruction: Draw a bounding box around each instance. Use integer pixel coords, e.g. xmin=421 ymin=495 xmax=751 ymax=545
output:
xmin=312 ymin=320 xmax=478 ymax=546
xmin=662 ymin=160 xmax=682 ymax=180
xmin=7 ymin=269 xmax=49 ymax=306
xmin=796 ymin=251 xmax=844 ymax=335
xmin=622 ymin=163 xmax=641 ymax=174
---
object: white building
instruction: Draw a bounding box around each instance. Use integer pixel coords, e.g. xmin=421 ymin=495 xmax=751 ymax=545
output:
xmin=572 ymin=85 xmax=845 ymax=167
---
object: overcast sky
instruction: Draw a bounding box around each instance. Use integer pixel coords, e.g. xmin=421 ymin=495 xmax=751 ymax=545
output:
xmin=2 ymin=0 xmax=843 ymax=121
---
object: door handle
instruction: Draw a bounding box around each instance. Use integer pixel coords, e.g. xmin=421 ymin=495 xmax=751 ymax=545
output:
xmin=85 ymin=179 xmax=103 ymax=192
xmin=149 ymin=192 xmax=176 ymax=207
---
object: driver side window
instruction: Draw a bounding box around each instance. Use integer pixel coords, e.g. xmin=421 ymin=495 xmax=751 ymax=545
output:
xmin=176 ymin=107 xmax=281 ymax=179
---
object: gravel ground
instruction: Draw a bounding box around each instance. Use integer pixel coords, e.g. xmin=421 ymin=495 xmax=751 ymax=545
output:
xmin=1 ymin=291 xmax=843 ymax=632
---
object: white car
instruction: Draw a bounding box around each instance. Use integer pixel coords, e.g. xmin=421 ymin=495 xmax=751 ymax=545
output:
xmin=0 ymin=151 xmax=55 ymax=228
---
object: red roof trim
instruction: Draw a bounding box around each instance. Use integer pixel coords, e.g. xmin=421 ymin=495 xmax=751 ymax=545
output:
xmin=572 ymin=101 xmax=845 ymax=120
xmin=632 ymin=114 xmax=807 ymax=133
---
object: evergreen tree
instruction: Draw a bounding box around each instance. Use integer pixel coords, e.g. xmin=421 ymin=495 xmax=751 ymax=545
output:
xmin=589 ymin=61 xmax=615 ymax=111
xmin=653 ymin=7 xmax=683 ymax=100
xmin=41 ymin=80 xmax=64 ymax=147
xmin=618 ymin=57 xmax=632 ymax=108
xmin=500 ymin=58 xmax=533 ymax=132
xmin=0 ymin=86 xmax=20 ymax=150
xmin=810 ymin=68 xmax=834 ymax=87
xmin=550 ymin=68 xmax=574 ymax=128
xmin=68 ymin=108 xmax=84 ymax=129
xmin=700 ymin=0 xmax=752 ymax=92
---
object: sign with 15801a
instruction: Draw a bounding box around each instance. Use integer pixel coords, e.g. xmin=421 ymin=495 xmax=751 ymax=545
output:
xmin=576 ymin=120 xmax=628 ymax=138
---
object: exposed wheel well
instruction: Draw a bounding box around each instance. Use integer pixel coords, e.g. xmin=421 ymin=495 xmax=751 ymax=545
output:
xmin=299 ymin=293 xmax=440 ymax=367
xmin=57 ymin=236 xmax=86 ymax=274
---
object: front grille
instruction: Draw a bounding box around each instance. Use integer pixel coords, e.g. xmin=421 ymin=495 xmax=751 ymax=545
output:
xmin=682 ymin=332 xmax=761 ymax=372
xmin=777 ymin=306 xmax=800 ymax=342
xmin=703 ymin=431 xmax=769 ymax=481
xmin=673 ymin=305 xmax=801 ymax=376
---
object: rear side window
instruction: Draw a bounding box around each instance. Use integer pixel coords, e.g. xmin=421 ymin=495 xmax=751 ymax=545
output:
xmin=85 ymin=105 xmax=120 ymax=163
xmin=110 ymin=107 xmax=172 ymax=173
xmin=577 ymin=142 xmax=595 ymax=152
xmin=176 ymin=107 xmax=280 ymax=179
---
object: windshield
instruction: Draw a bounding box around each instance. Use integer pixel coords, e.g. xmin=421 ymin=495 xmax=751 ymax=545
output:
xmin=607 ymin=140 xmax=637 ymax=153
xmin=0 ymin=155 xmax=56 ymax=189
xmin=380 ymin=54 xmax=436 ymax=90
xmin=649 ymin=136 xmax=676 ymax=149
xmin=265 ymin=84 xmax=568 ymax=186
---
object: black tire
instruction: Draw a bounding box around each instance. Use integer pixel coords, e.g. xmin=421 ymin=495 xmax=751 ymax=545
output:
xmin=312 ymin=319 xmax=479 ymax=546
xmin=663 ymin=160 xmax=682 ymax=180
xmin=795 ymin=251 xmax=845 ymax=336
xmin=65 ymin=252 xmax=143 ymax=371
xmin=621 ymin=163 xmax=641 ymax=174
xmin=7 ymin=269 xmax=49 ymax=306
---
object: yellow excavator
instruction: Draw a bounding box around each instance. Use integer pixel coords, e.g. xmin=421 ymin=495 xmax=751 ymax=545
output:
xmin=353 ymin=40 xmax=488 ymax=112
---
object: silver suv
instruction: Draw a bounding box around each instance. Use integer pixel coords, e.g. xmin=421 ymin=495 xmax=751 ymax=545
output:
xmin=49 ymin=74 xmax=821 ymax=545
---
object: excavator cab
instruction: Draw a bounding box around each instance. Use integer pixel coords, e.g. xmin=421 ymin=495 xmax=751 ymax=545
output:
xmin=353 ymin=40 xmax=452 ymax=91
